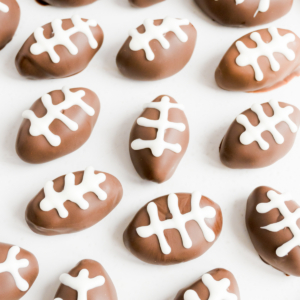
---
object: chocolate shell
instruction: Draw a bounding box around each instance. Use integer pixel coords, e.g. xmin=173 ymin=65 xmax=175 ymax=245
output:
xmin=195 ymin=0 xmax=293 ymax=28
xmin=40 ymin=0 xmax=97 ymax=6
xmin=0 ymin=0 xmax=20 ymax=50
xmin=25 ymin=166 xmax=123 ymax=236
xmin=174 ymin=268 xmax=240 ymax=300
xmin=15 ymin=15 xmax=104 ymax=79
xmin=129 ymin=95 xmax=189 ymax=183
xmin=116 ymin=17 xmax=197 ymax=80
xmin=219 ymin=100 xmax=300 ymax=169
xmin=215 ymin=28 xmax=300 ymax=92
xmin=124 ymin=191 xmax=223 ymax=265
xmin=246 ymin=186 xmax=300 ymax=276
xmin=0 ymin=243 xmax=39 ymax=300
xmin=16 ymin=87 xmax=100 ymax=164
xmin=129 ymin=0 xmax=164 ymax=8
xmin=53 ymin=259 xmax=118 ymax=300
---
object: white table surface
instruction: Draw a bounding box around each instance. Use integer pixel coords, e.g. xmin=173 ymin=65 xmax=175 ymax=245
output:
xmin=1 ymin=0 xmax=300 ymax=299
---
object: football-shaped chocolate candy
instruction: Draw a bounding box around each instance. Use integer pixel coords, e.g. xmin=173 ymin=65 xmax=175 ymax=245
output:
xmin=174 ymin=268 xmax=240 ymax=300
xmin=215 ymin=27 xmax=300 ymax=92
xmin=195 ymin=0 xmax=293 ymax=28
xmin=219 ymin=100 xmax=300 ymax=169
xmin=53 ymin=259 xmax=118 ymax=300
xmin=130 ymin=95 xmax=189 ymax=183
xmin=116 ymin=17 xmax=197 ymax=80
xmin=25 ymin=166 xmax=123 ymax=236
xmin=124 ymin=191 xmax=223 ymax=265
xmin=129 ymin=0 xmax=164 ymax=8
xmin=16 ymin=86 xmax=100 ymax=164
xmin=0 ymin=0 xmax=20 ymax=50
xmin=15 ymin=15 xmax=104 ymax=79
xmin=246 ymin=186 xmax=300 ymax=276
xmin=39 ymin=0 xmax=97 ymax=7
xmin=0 ymin=243 xmax=39 ymax=300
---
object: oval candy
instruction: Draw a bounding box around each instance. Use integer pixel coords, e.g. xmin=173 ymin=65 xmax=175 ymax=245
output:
xmin=246 ymin=186 xmax=300 ymax=276
xmin=129 ymin=0 xmax=164 ymax=8
xmin=0 ymin=0 xmax=20 ymax=50
xmin=25 ymin=166 xmax=123 ymax=236
xmin=53 ymin=259 xmax=118 ymax=300
xmin=123 ymin=191 xmax=223 ymax=265
xmin=40 ymin=0 xmax=97 ymax=7
xmin=15 ymin=15 xmax=104 ymax=79
xmin=0 ymin=243 xmax=39 ymax=300
xmin=195 ymin=0 xmax=293 ymax=28
xmin=215 ymin=28 xmax=300 ymax=93
xmin=16 ymin=86 xmax=100 ymax=164
xmin=174 ymin=268 xmax=240 ymax=300
xmin=116 ymin=17 xmax=197 ymax=80
xmin=129 ymin=95 xmax=189 ymax=183
xmin=219 ymin=100 xmax=300 ymax=169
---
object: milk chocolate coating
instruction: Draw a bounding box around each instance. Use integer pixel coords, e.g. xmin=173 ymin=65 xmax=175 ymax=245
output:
xmin=40 ymin=0 xmax=97 ymax=7
xmin=0 ymin=0 xmax=20 ymax=50
xmin=129 ymin=95 xmax=189 ymax=183
xmin=0 ymin=243 xmax=39 ymax=300
xmin=219 ymin=101 xmax=300 ymax=169
xmin=54 ymin=259 xmax=118 ymax=300
xmin=215 ymin=28 xmax=300 ymax=93
xmin=15 ymin=18 xmax=104 ymax=79
xmin=116 ymin=19 xmax=197 ymax=80
xmin=246 ymin=186 xmax=300 ymax=276
xmin=124 ymin=193 xmax=223 ymax=265
xmin=195 ymin=0 xmax=293 ymax=27
xmin=174 ymin=268 xmax=240 ymax=300
xmin=129 ymin=0 xmax=164 ymax=8
xmin=26 ymin=169 xmax=123 ymax=236
xmin=16 ymin=87 xmax=100 ymax=164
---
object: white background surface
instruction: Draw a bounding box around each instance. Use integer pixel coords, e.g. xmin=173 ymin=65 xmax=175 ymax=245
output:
xmin=1 ymin=0 xmax=300 ymax=299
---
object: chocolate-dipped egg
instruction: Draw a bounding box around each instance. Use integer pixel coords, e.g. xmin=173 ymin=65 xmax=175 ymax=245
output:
xmin=219 ymin=100 xmax=300 ymax=169
xmin=116 ymin=17 xmax=197 ymax=80
xmin=16 ymin=86 xmax=100 ymax=164
xmin=124 ymin=191 xmax=223 ymax=265
xmin=174 ymin=268 xmax=240 ymax=300
xmin=0 ymin=0 xmax=20 ymax=50
xmin=39 ymin=0 xmax=97 ymax=7
xmin=130 ymin=95 xmax=189 ymax=183
xmin=53 ymin=259 xmax=118 ymax=300
xmin=129 ymin=0 xmax=164 ymax=8
xmin=15 ymin=15 xmax=104 ymax=79
xmin=25 ymin=166 xmax=123 ymax=236
xmin=0 ymin=243 xmax=39 ymax=300
xmin=195 ymin=0 xmax=293 ymax=27
xmin=246 ymin=186 xmax=300 ymax=276
xmin=215 ymin=27 xmax=300 ymax=92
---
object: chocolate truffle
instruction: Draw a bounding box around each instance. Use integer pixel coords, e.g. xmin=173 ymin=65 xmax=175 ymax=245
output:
xmin=0 ymin=243 xmax=39 ymax=300
xmin=174 ymin=268 xmax=240 ymax=300
xmin=39 ymin=0 xmax=97 ymax=7
xmin=195 ymin=0 xmax=293 ymax=27
xmin=53 ymin=259 xmax=118 ymax=300
xmin=0 ymin=0 xmax=20 ymax=50
xmin=116 ymin=17 xmax=197 ymax=80
xmin=25 ymin=166 xmax=123 ymax=236
xmin=129 ymin=0 xmax=164 ymax=8
xmin=219 ymin=100 xmax=300 ymax=169
xmin=215 ymin=28 xmax=300 ymax=92
xmin=130 ymin=95 xmax=189 ymax=183
xmin=124 ymin=191 xmax=223 ymax=265
xmin=15 ymin=15 xmax=104 ymax=79
xmin=16 ymin=86 xmax=100 ymax=164
xmin=246 ymin=186 xmax=300 ymax=276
